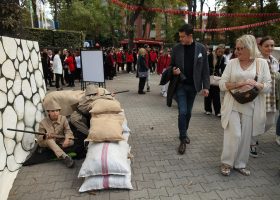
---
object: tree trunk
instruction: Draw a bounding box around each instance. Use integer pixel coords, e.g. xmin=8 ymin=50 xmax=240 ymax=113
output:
xmin=0 ymin=1 xmax=22 ymax=37
xmin=128 ymin=0 xmax=145 ymax=50
xmin=32 ymin=0 xmax=39 ymax=28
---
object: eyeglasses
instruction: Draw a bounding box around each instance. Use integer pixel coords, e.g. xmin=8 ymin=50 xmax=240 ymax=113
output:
xmin=235 ymin=47 xmax=245 ymax=51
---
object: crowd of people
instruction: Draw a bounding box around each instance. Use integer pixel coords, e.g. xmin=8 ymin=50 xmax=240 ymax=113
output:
xmin=41 ymin=48 xmax=81 ymax=91
xmin=39 ymin=24 xmax=280 ymax=176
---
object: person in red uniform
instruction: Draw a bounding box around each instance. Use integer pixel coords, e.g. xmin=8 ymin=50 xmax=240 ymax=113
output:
xmin=126 ymin=49 xmax=134 ymax=73
xmin=64 ymin=50 xmax=76 ymax=87
xmin=149 ymin=48 xmax=158 ymax=73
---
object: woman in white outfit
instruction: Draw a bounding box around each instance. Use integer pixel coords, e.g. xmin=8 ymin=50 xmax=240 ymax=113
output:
xmin=219 ymin=35 xmax=271 ymax=176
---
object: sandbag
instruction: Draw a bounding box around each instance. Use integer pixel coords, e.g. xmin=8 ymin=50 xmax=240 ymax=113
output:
xmin=43 ymin=90 xmax=85 ymax=116
xmin=78 ymin=141 xmax=130 ymax=177
xmin=79 ymin=173 xmax=132 ymax=192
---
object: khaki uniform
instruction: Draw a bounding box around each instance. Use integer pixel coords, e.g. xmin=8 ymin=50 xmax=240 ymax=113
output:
xmin=38 ymin=115 xmax=74 ymax=158
xmin=70 ymin=88 xmax=113 ymax=135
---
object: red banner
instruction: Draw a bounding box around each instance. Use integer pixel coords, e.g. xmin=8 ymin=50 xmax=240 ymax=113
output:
xmin=110 ymin=0 xmax=280 ymax=18
xmin=195 ymin=18 xmax=280 ymax=32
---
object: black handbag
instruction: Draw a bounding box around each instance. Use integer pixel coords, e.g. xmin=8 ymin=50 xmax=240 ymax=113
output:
xmin=229 ymin=59 xmax=260 ymax=104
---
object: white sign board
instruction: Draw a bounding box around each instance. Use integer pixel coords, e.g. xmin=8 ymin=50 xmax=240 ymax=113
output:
xmin=81 ymin=50 xmax=104 ymax=82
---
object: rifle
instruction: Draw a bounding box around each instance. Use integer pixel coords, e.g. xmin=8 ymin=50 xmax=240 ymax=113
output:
xmin=7 ymin=128 xmax=77 ymax=140
xmin=102 ymin=90 xmax=130 ymax=96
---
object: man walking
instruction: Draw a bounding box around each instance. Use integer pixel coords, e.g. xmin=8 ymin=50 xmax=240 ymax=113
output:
xmin=167 ymin=24 xmax=210 ymax=154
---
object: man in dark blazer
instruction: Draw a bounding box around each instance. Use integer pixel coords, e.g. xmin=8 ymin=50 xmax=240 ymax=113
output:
xmin=168 ymin=24 xmax=210 ymax=155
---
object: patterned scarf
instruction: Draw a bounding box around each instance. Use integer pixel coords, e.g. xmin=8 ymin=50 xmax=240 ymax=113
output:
xmin=265 ymin=56 xmax=278 ymax=112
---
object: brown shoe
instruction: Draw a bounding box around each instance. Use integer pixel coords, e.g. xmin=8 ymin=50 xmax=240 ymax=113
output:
xmin=178 ymin=141 xmax=186 ymax=154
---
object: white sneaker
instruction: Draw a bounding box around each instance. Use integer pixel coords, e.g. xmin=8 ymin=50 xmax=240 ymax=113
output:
xmin=163 ymin=92 xmax=167 ymax=97
xmin=205 ymin=111 xmax=211 ymax=115
xmin=276 ymin=135 xmax=280 ymax=146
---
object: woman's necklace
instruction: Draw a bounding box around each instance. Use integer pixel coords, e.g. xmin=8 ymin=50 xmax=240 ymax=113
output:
xmin=239 ymin=59 xmax=254 ymax=70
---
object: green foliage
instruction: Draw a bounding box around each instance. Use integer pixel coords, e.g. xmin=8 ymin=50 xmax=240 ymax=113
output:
xmin=214 ymin=0 xmax=280 ymax=46
xmin=54 ymin=0 xmax=126 ymax=46
xmin=23 ymin=28 xmax=83 ymax=48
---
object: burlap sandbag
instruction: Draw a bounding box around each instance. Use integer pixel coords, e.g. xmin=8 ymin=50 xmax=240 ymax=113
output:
xmin=43 ymin=90 xmax=85 ymax=116
xmin=86 ymin=112 xmax=125 ymax=142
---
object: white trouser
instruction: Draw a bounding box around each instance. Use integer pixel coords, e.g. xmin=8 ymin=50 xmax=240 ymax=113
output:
xmin=146 ymin=69 xmax=150 ymax=88
xmin=221 ymin=111 xmax=252 ymax=169
xmin=161 ymin=82 xmax=169 ymax=96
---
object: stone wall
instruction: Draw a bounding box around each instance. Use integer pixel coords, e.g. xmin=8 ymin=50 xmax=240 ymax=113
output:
xmin=0 ymin=36 xmax=46 ymax=200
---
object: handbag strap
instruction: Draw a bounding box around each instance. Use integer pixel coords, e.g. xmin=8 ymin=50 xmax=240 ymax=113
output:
xmin=254 ymin=58 xmax=259 ymax=81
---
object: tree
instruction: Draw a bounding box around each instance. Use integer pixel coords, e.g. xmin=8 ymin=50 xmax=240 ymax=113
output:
xmin=0 ymin=0 xmax=22 ymax=37
xmin=126 ymin=0 xmax=145 ymax=49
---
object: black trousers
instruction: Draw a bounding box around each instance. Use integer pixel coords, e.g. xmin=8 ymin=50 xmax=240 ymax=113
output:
xmin=68 ymin=72 xmax=75 ymax=86
xmin=126 ymin=62 xmax=132 ymax=73
xmin=138 ymin=77 xmax=147 ymax=92
xmin=204 ymin=85 xmax=221 ymax=115
xmin=55 ymin=73 xmax=61 ymax=89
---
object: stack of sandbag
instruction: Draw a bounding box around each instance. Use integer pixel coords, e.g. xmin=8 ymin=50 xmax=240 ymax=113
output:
xmin=43 ymin=90 xmax=85 ymax=116
xmin=78 ymin=98 xmax=132 ymax=192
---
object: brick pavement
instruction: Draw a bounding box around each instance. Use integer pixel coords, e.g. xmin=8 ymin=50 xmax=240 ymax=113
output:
xmin=8 ymin=72 xmax=280 ymax=200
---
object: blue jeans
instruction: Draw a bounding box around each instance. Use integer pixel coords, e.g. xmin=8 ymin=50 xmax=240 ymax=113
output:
xmin=276 ymin=114 xmax=280 ymax=136
xmin=176 ymin=84 xmax=197 ymax=141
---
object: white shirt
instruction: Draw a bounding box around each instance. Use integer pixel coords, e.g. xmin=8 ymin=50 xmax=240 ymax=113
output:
xmin=75 ymin=56 xmax=81 ymax=69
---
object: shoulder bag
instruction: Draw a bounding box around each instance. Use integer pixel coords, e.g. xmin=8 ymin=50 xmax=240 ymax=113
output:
xmin=229 ymin=59 xmax=260 ymax=104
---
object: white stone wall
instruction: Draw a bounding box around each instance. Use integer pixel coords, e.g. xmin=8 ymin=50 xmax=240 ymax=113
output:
xmin=0 ymin=36 xmax=46 ymax=200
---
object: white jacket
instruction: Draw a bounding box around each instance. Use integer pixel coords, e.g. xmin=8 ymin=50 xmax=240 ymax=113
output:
xmin=219 ymin=58 xmax=271 ymax=136
xmin=53 ymin=54 xmax=62 ymax=74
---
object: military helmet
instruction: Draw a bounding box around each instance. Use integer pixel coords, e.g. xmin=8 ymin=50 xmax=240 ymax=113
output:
xmin=44 ymin=101 xmax=61 ymax=111
xmin=85 ymin=85 xmax=98 ymax=96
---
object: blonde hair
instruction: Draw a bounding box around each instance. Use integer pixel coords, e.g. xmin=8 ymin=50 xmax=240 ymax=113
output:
xmin=138 ymin=48 xmax=146 ymax=56
xmin=236 ymin=34 xmax=260 ymax=59
xmin=213 ymin=45 xmax=224 ymax=66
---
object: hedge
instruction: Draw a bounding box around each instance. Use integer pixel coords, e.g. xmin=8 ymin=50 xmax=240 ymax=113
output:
xmin=23 ymin=28 xmax=84 ymax=49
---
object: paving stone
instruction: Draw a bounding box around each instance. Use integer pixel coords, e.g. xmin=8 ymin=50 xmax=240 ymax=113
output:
xmin=155 ymin=160 xmax=170 ymax=166
xmin=149 ymin=166 xmax=166 ymax=173
xmin=154 ymin=179 xmax=173 ymax=188
xmin=159 ymin=172 xmax=177 ymax=179
xmin=179 ymin=193 xmax=201 ymax=200
xmin=136 ymin=180 xmax=156 ymax=190
xmin=41 ymin=189 xmax=63 ymax=199
xmin=249 ymin=195 xmax=273 ymax=200
xmin=19 ymin=192 xmax=43 ymax=200
xmin=166 ymin=185 xmax=187 ymax=196
xmin=200 ymin=182 xmax=222 ymax=192
xmin=109 ymin=190 xmax=130 ymax=200
xmin=7 ymin=74 xmax=280 ymax=200
xmin=69 ymin=195 xmax=89 ymax=200
xmin=174 ymin=170 xmax=193 ymax=178
xmin=216 ymin=189 xmax=240 ymax=200
xmin=133 ymin=166 xmax=150 ymax=174
xmin=170 ymin=178 xmax=191 ymax=187
xmin=143 ymin=173 xmax=161 ymax=181
xmin=160 ymin=195 xmax=181 ymax=200
xmin=198 ymin=191 xmax=222 ymax=200
xmin=233 ymin=188 xmax=258 ymax=198
xmin=148 ymin=187 xmax=168 ymax=199
xmin=184 ymin=183 xmax=205 ymax=194
xmin=129 ymin=189 xmax=149 ymax=199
